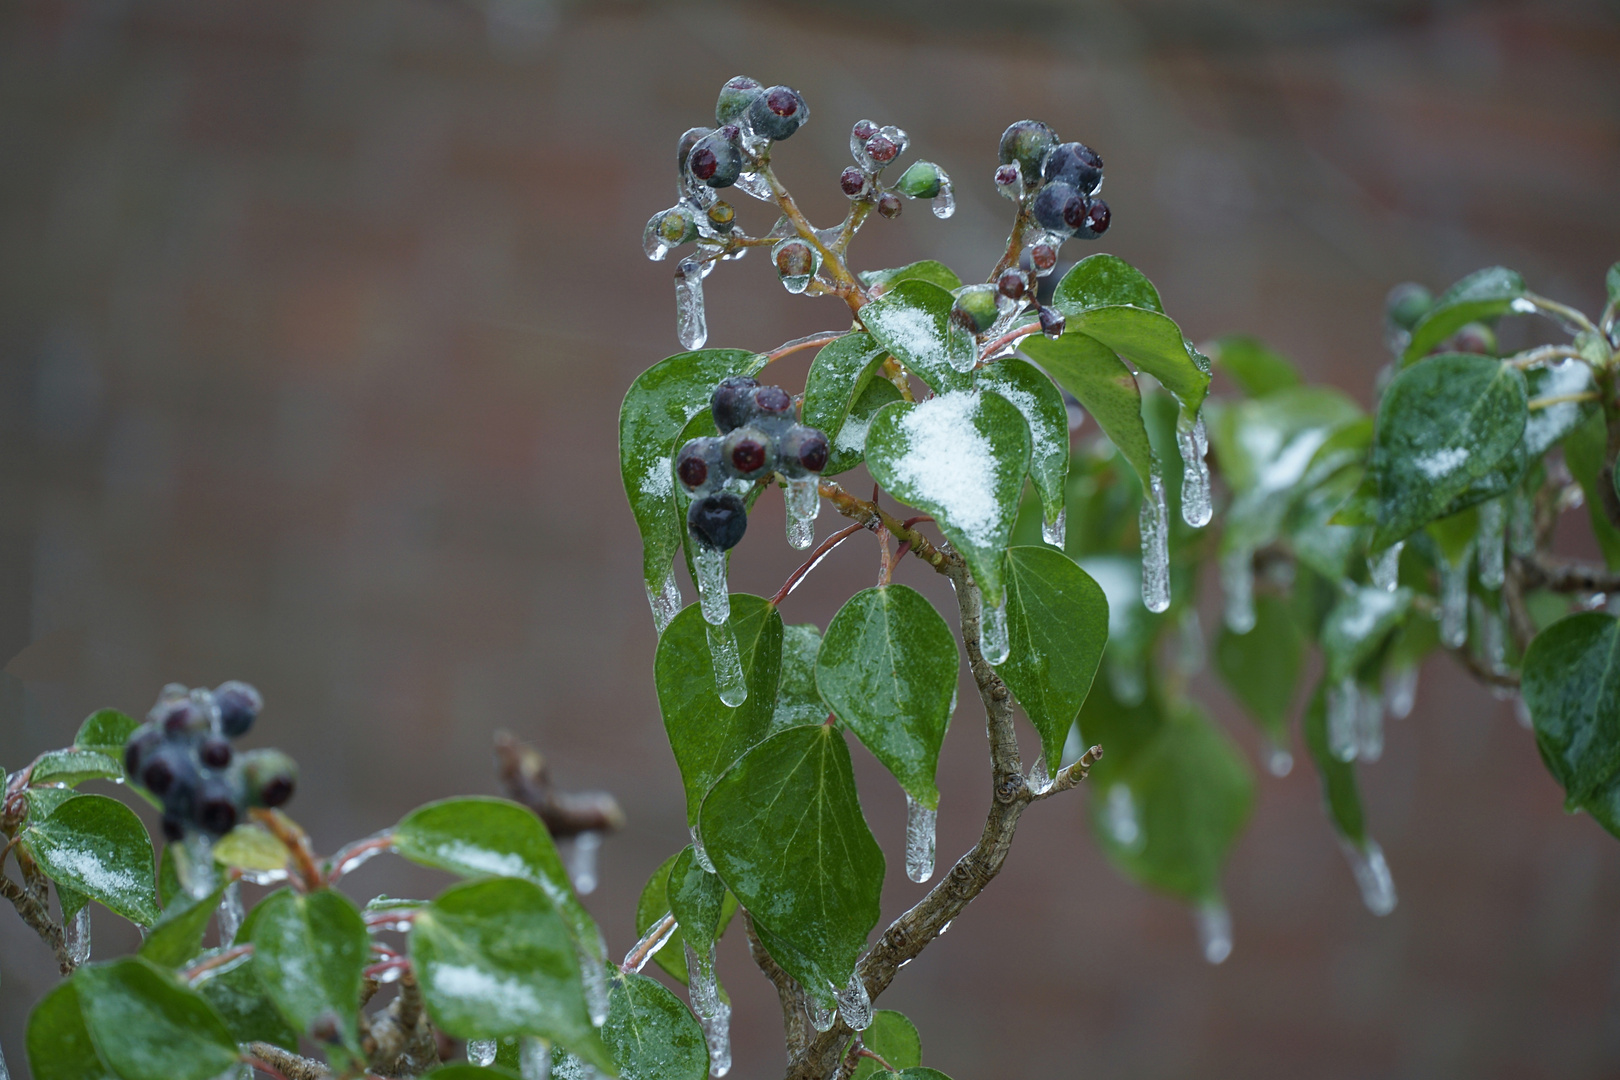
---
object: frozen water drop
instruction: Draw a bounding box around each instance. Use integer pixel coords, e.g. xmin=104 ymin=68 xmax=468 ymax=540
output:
xmin=690 ymin=825 xmax=715 ymax=873
xmin=693 ymin=544 xmax=731 ymax=627
xmin=1327 ymin=677 xmax=1359 ymax=763
xmin=624 ymin=914 xmax=677 ymax=974
xmin=1369 ymin=541 xmax=1403 ymax=593
xmin=931 ymin=175 xmax=955 ymax=219
xmin=176 ymin=831 xmax=218 ymax=901
xmin=1479 ymin=600 xmax=1507 ymax=674
xmin=1041 ymin=507 xmax=1066 ymax=549
xmin=568 ymin=831 xmax=601 ymax=896
xmin=1515 ymin=693 xmax=1533 ymax=729
xmin=648 ymin=564 xmax=684 ymax=636
xmin=330 ymin=829 xmax=394 ymax=880
xmin=685 ymin=942 xmax=732 ymax=1077
xmin=979 ymin=595 xmax=1010 ymax=665
xmin=706 ymin=620 xmax=748 ymax=707
xmin=1265 ymin=742 xmax=1294 ymax=777
xmin=1438 ymin=547 xmax=1471 ymax=648
xmin=64 ymin=900 xmax=91 ymax=966
xmin=1340 ymin=837 xmax=1397 ymax=915
xmin=786 ymin=476 xmax=819 ymax=550
xmin=833 ymin=972 xmax=873 ymax=1031
xmin=1027 ymin=757 xmax=1053 ymax=796
xmin=521 ymin=1037 xmax=552 ymax=1080
xmin=904 ymin=795 xmax=937 ymax=883
xmin=469 ymin=1040 xmax=498 ymax=1067
xmin=1478 ymin=499 xmax=1506 ymax=590
xmin=1383 ymin=665 xmax=1419 ymax=720
xmin=676 ymin=258 xmax=708 ymax=350
xmin=1220 ymin=545 xmax=1256 ymax=634
xmin=1176 ymin=413 xmax=1212 ymax=528
xmin=643 ymin=213 xmax=673 ymax=262
xmin=1355 ymin=685 xmax=1384 ymax=763
xmin=1104 ymin=784 xmax=1142 ymax=850
xmin=1195 ymin=900 xmax=1232 ymax=965
xmin=807 ymin=996 xmax=837 ymax=1033
xmin=217 ymin=881 xmax=244 ymax=945
xmin=1139 ymin=472 xmax=1172 ymax=613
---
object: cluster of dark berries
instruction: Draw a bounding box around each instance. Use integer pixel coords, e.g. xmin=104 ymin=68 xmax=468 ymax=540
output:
xmin=123 ymin=682 xmax=298 ymax=841
xmin=840 ymin=118 xmax=953 ymax=222
xmin=996 ymin=121 xmax=1110 ymax=250
xmin=948 ymin=248 xmax=1066 ymax=344
xmin=685 ymin=77 xmax=808 ymax=192
xmin=676 ymin=377 xmax=829 ymax=551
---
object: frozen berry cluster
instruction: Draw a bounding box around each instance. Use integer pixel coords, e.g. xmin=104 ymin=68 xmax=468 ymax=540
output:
xmin=997 ymin=121 xmax=1110 ymax=244
xmin=677 ymin=376 xmax=829 ymax=551
xmin=841 ymin=118 xmax=955 ymax=223
xmin=123 ymin=682 xmax=297 ymax=841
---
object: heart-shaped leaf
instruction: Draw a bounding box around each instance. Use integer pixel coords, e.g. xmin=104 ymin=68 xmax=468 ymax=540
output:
xmin=975 ymin=359 xmax=1070 ymax=535
xmin=139 ymin=877 xmax=229 ymax=969
xmin=858 ymin=279 xmax=975 ymax=394
xmin=1050 ymin=303 xmax=1211 ymax=415
xmin=601 ymin=972 xmax=708 ymax=1080
xmin=73 ymin=710 xmax=139 ymax=756
xmin=1523 ymin=613 xmax=1620 ymax=822
xmin=249 ymin=887 xmax=368 ymax=1057
xmin=26 ymin=980 xmax=117 ymax=1080
xmin=635 ymin=851 xmax=739 ymax=985
xmin=73 ymin=958 xmax=241 ymax=1080
xmin=1401 ymin=267 xmax=1525 ymax=365
xmin=20 ymin=793 xmax=159 ymax=925
xmin=802 ymin=333 xmax=896 ymax=476
xmin=774 ymin=623 xmax=827 ymax=729
xmin=1020 ymin=332 xmax=1155 ymax=492
xmin=193 ymin=953 xmax=299 ymax=1051
xmin=849 ymin=1009 xmax=922 ymax=1080
xmin=1052 ymin=253 xmax=1164 ymax=313
xmin=666 ymin=845 xmax=726 ymax=953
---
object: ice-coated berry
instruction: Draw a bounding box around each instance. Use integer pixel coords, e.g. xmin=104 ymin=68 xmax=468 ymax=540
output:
xmin=723 ymin=427 xmax=773 ymax=479
xmin=997 ymin=267 xmax=1028 ymax=302
xmin=199 ymin=735 xmax=233 ymax=769
xmin=1042 ymin=141 xmax=1103 ymax=195
xmin=157 ymin=699 xmax=208 ymax=739
xmin=773 ymin=239 xmax=815 ymax=282
xmin=1033 ymin=181 xmax=1082 ymax=235
xmin=711 ymin=376 xmax=760 ymax=433
xmin=716 ymin=75 xmax=763 ymax=125
xmin=688 ymin=491 xmax=749 ymax=551
xmin=656 ymin=207 xmax=699 ymax=247
xmin=141 ymin=744 xmax=187 ymax=797
xmin=780 ymin=426 xmax=830 ymax=477
xmin=951 ymin=284 xmax=1001 ymax=336
xmin=677 ymin=127 xmax=712 ymax=182
xmin=689 ymin=128 xmax=742 ymax=188
xmin=998 ymin=120 xmax=1057 ymax=187
xmin=1029 ymin=241 xmax=1059 ymax=274
xmin=753 ymin=385 xmax=792 ymax=416
xmin=840 ymin=166 xmax=869 ymax=198
xmin=994 ymin=163 xmax=1022 ymax=190
xmin=1447 ymin=321 xmax=1496 ymax=355
xmin=851 ymin=119 xmax=878 ymax=144
xmin=676 ymin=437 xmax=722 ymax=493
xmin=895 ymin=161 xmax=943 ymax=199
xmin=1385 ymin=282 xmax=1432 ymax=331
xmin=239 ymin=749 xmax=298 ymax=809
xmin=1039 ymin=304 xmax=1067 ymax=338
xmin=706 ymin=201 xmax=735 ymax=233
xmin=864 ymin=131 xmax=900 ymax=166
xmin=195 ymin=777 xmax=239 ymax=836
xmin=749 ymin=85 xmax=807 ymax=141
xmin=877 ymin=192 xmax=903 ymax=219
xmin=123 ymin=724 xmax=162 ymax=778
xmin=214 ymin=681 xmax=263 ymax=738
xmin=1072 ymin=198 xmax=1110 ymax=239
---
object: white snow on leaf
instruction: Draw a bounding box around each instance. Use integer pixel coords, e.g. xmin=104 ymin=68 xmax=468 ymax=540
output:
xmin=1413 ymin=447 xmax=1468 ymax=480
xmin=887 ymin=391 xmax=1002 ymax=547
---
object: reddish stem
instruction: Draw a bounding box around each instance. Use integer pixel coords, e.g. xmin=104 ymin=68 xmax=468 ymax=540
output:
xmin=770 ymin=523 xmax=866 ymax=606
xmin=183 ymin=944 xmax=253 ymax=982
xmin=762 ymin=331 xmax=849 ymax=365
xmin=979 ymin=321 xmax=1043 ymax=361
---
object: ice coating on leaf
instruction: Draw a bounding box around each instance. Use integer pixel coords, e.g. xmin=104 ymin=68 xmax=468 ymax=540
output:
xmin=1220 ymin=545 xmax=1255 ymax=634
xmin=1341 ymin=837 xmax=1397 ymax=915
xmin=217 ymin=880 xmax=244 ymax=945
xmin=65 ymin=901 xmax=91 ymax=966
xmin=808 ymin=996 xmax=837 ymax=1033
xmin=1265 ymin=742 xmax=1294 ymax=777
xmin=1103 ymin=783 xmax=1143 ymax=849
xmin=1477 ymin=498 xmax=1506 ymax=590
xmin=1139 ymin=471 xmax=1171 ymax=613
xmin=706 ymin=620 xmax=748 ymax=708
xmin=469 ymin=1040 xmax=498 ymax=1067
xmin=1327 ymin=677 xmax=1358 ymax=763
xmin=1356 ymin=685 xmax=1384 ymax=763
xmin=625 ymin=915 xmax=678 ymax=974
xmin=567 ymin=831 xmax=601 ymax=896
xmin=690 ymin=825 xmax=715 ymax=873
xmin=580 ymin=941 xmax=610 ymax=1027
xmin=904 ymin=795 xmax=937 ymax=884
xmin=1438 ymin=547 xmax=1471 ymax=648
xmin=885 ymin=392 xmax=1006 ymax=546
xmin=1384 ymin=664 xmax=1419 ymax=720
xmin=1041 ymin=506 xmax=1066 ymax=549
xmin=648 ymin=565 xmax=684 ymax=636
xmin=1369 ymin=541 xmax=1403 ymax=593
xmin=786 ymin=476 xmax=819 ymax=550
xmin=980 ymin=594 xmax=1010 ymax=665
xmin=693 ymin=545 xmax=731 ymax=628
xmin=833 ymin=971 xmax=873 ymax=1031
xmin=676 ymin=258 xmax=708 ymax=350
xmin=685 ymin=941 xmax=732 ymax=1077
xmin=1177 ymin=412 xmax=1213 ymax=527
xmin=1196 ymin=899 xmax=1232 ymax=965
xmin=521 ymin=1036 xmax=552 ymax=1080
xmin=177 ymin=830 xmax=218 ymax=901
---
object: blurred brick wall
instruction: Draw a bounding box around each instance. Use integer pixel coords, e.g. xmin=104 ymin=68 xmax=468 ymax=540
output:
xmin=2 ymin=1 xmax=1618 ymax=1077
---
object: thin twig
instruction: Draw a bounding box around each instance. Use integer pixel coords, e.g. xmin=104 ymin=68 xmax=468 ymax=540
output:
xmin=622 ymin=912 xmax=677 ymax=973
xmin=183 ymin=944 xmax=253 ymax=982
xmin=761 ymin=331 xmax=850 ymax=366
xmin=979 ymin=322 xmax=1043 ymax=361
xmin=1528 ymin=391 xmax=1600 ymax=411
xmin=250 ymin=809 xmax=322 ymax=891
xmin=771 ymin=523 xmax=866 ymax=606
xmin=1031 ymin=745 xmax=1104 ymax=800
xmin=1509 ymin=345 xmax=1591 ymax=370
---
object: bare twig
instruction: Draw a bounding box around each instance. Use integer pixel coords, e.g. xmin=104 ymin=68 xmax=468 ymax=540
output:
xmin=1516 ymin=552 xmax=1620 ymax=594
xmin=245 ymin=1043 xmax=330 ymax=1080
xmin=771 ymin=523 xmax=866 ymax=606
xmin=494 ymin=733 xmax=625 ymax=840
xmin=0 ymin=869 xmax=71 ymax=974
xmin=1031 ymin=745 xmax=1104 ymax=800
xmin=182 ymin=944 xmax=253 ymax=983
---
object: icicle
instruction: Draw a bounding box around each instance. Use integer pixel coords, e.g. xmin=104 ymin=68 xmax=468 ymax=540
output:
xmin=1340 ymin=837 xmax=1397 ymax=915
xmin=217 ymin=881 xmax=244 ymax=945
xmin=1195 ymin=899 xmax=1232 ymax=965
xmin=676 ymin=257 xmax=708 ymax=350
xmin=1175 ymin=608 xmax=1205 ymax=675
xmin=578 ymin=935 xmax=611 ymax=1026
xmin=1326 ymin=677 xmax=1359 ymax=763
xmin=690 ymin=825 xmax=715 ymax=873
xmin=1103 ymin=784 xmax=1143 ymax=850
xmin=521 ymin=1037 xmax=552 ymax=1080
xmin=693 ymin=544 xmax=730 ymax=627
xmin=1 ymin=1031 xmax=11 ymax=1080
xmin=1438 ymin=547 xmax=1471 ymax=648
xmin=176 ymin=831 xmax=218 ymax=901
xmin=64 ymin=901 xmax=91 ymax=966
xmin=1041 ymin=506 xmax=1066 ymax=549
xmin=1264 ymin=742 xmax=1294 ymax=777
xmin=625 ymin=915 xmax=678 ymax=973
xmin=785 ymin=476 xmax=819 ymax=550
xmin=1478 ymin=499 xmax=1506 ymax=590
xmin=468 ymin=1040 xmax=498 ymax=1067
xmin=1139 ymin=472 xmax=1172 ymax=613
xmin=568 ymin=831 xmax=601 ymax=896
xmin=904 ymin=795 xmax=937 ymax=884
xmin=832 ymin=971 xmax=873 ymax=1031
xmin=706 ymin=620 xmax=748 ymax=708
xmin=1509 ymin=490 xmax=1537 ymax=557
xmin=1480 ymin=602 xmax=1507 ymax=674
xmin=685 ymin=941 xmax=732 ymax=1077
xmin=1369 ymin=541 xmax=1403 ymax=593
xmin=648 ymin=564 xmax=683 ymax=635
xmin=1355 ymin=684 xmax=1384 ymax=763
xmin=979 ymin=595 xmax=1010 ymax=665
xmin=1176 ymin=412 xmax=1212 ymax=528
xmin=1027 ymin=757 xmax=1053 ymax=796
xmin=1384 ymin=665 xmax=1419 ymax=720
xmin=807 ymin=996 xmax=837 ymax=1033
xmin=1220 ymin=545 xmax=1255 ymax=634
xmin=930 ymin=175 xmax=955 ymax=219
xmin=1515 ymin=694 xmax=1533 ymax=729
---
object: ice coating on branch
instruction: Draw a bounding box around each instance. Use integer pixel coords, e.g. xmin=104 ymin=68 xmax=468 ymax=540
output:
xmin=1041 ymin=506 xmax=1066 ymax=549
xmin=1264 ymin=742 xmax=1294 ymax=778
xmin=521 ymin=1037 xmax=552 ymax=1080
xmin=1196 ymin=900 xmax=1232 ymax=965
xmin=1438 ymin=547 xmax=1471 ymax=648
xmin=1327 ymin=677 xmax=1359 ymax=763
xmin=331 ymin=830 xmax=393 ymax=880
xmin=808 ymin=996 xmax=837 ymax=1033
xmin=64 ymin=902 xmax=91 ymax=966
xmin=1139 ymin=471 xmax=1172 ymax=613
xmin=1177 ymin=412 xmax=1212 ymax=527
xmin=1220 ymin=544 xmax=1255 ymax=633
xmin=1356 ymin=684 xmax=1384 ymax=762
xmin=733 ymin=168 xmax=774 ymax=202
xmin=1369 ymin=541 xmax=1403 ymax=593
xmin=1104 ymin=784 xmax=1143 ymax=850
xmin=1477 ymin=499 xmax=1506 ymax=590
xmin=690 ymin=825 xmax=716 ymax=873
xmin=625 ymin=915 xmax=678 ymax=974
xmin=833 ymin=971 xmax=873 ymax=1031
xmin=693 ymin=544 xmax=730 ymax=628
xmin=1341 ymin=837 xmax=1397 ymax=916
xmin=568 ymin=831 xmax=601 ymax=896
xmin=1384 ymin=665 xmax=1419 ymax=720
xmin=468 ymin=1040 xmax=498 ymax=1067
xmin=176 ymin=830 xmax=218 ymax=900
xmin=648 ymin=565 xmax=684 ymax=636
xmin=1027 ymin=756 xmax=1053 ymax=796
xmin=904 ymin=795 xmax=937 ymax=883
xmin=676 ymin=257 xmax=708 ymax=350
xmin=217 ymin=881 xmax=244 ymax=945
xmin=786 ymin=476 xmax=819 ymax=550
xmin=685 ymin=941 xmax=732 ymax=1077
xmin=706 ymin=620 xmax=748 ymax=708
xmin=980 ymin=594 xmax=1010 ymax=665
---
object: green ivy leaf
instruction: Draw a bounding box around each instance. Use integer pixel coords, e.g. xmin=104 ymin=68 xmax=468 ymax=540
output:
xmin=1049 ymin=304 xmax=1211 ymax=415
xmin=73 ymin=710 xmax=139 ymax=756
xmin=887 ymin=1068 xmax=954 ymax=1080
xmin=410 ymin=877 xmax=612 ymax=1072
xmin=1020 ymin=331 xmax=1155 ymax=492
xmin=1320 ymin=586 xmax=1413 ymax=683
xmin=998 ymin=547 xmax=1108 ymax=774
xmin=1523 ymin=358 xmax=1598 ymax=459
xmin=139 ymin=877 xmax=229 ymax=969
xmin=1052 ymin=253 xmax=1165 ymax=313
xmin=1369 ymin=354 xmax=1527 ymax=548
xmin=193 ymin=953 xmax=300 ymax=1051
xmin=816 ymin=585 xmax=958 ymax=808
xmin=29 ymin=749 xmax=124 ymax=788
xmin=1204 ymin=335 xmax=1300 ymax=398
xmin=213 ymin=823 xmax=291 ymax=876
xmin=1215 ymin=594 xmax=1305 ymax=744
xmin=1302 ymin=682 xmax=1365 ymax=842
xmin=860 ymin=260 xmax=962 ymax=293
xmin=802 ymin=333 xmax=896 ymax=476
xmin=1401 ymin=267 xmax=1525 ymax=365
xmin=1523 ymin=613 xmax=1620 ymax=823
xmin=25 ymin=785 xmax=81 ymax=821
xmin=601 ymin=972 xmax=708 ymax=1080
xmin=620 ymin=348 xmax=764 ymax=614
xmin=774 ymin=623 xmax=827 ymax=729
xmin=20 ymin=793 xmax=159 ymax=925
xmin=667 ymin=845 xmax=726 ymax=953
xmin=657 ymin=596 xmax=784 ymax=825
xmin=857 ymin=279 xmax=975 ymax=395
xmin=74 ymin=958 xmax=240 ymax=1080
xmin=249 ymin=888 xmax=368 ymax=1057
xmin=1565 ymin=412 xmax=1620 ymax=569
xmin=699 ymin=725 xmax=883 ymax=1008
xmin=26 ymin=980 xmax=117 ymax=1080
xmin=866 ymin=389 xmax=1032 ymax=609
xmin=849 ymin=1010 xmax=922 ymax=1080
xmin=975 ymin=358 xmax=1070 ymax=534
xmin=635 ymin=853 xmax=689 ymax=983
xmin=424 ymin=1067 xmax=519 ymax=1079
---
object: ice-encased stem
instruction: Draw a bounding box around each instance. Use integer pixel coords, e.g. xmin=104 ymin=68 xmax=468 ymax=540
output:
xmin=675 ymin=258 xmax=708 ymax=350
xmin=1384 ymin=665 xmax=1419 ymax=720
xmin=1340 ymin=837 xmax=1397 ymax=915
xmin=785 ymin=476 xmax=819 ymax=551
xmin=685 ymin=941 xmax=732 ymax=1077
xmin=647 ymin=564 xmax=683 ymax=636
xmin=1139 ymin=471 xmax=1172 ymax=613
xmin=1195 ymin=899 xmax=1232 ymax=965
xmin=904 ymin=795 xmax=937 ymax=884
xmin=690 ymin=825 xmax=715 ymax=873
xmin=1177 ymin=412 xmax=1213 ymax=528
xmin=1355 ymin=683 xmax=1384 ymax=763
xmin=1220 ymin=544 xmax=1255 ymax=633
xmin=1327 ymin=677 xmax=1359 ymax=763
xmin=624 ymin=913 xmax=678 ymax=974
xmin=568 ymin=831 xmax=601 ymax=896
xmin=693 ymin=544 xmax=730 ymax=627
xmin=1369 ymin=541 xmax=1403 ymax=593
xmin=979 ymin=594 xmax=1010 ymax=665
xmin=64 ymin=899 xmax=91 ymax=966
xmin=217 ymin=880 xmax=244 ymax=945
xmin=578 ymin=932 xmax=611 ymax=1026
xmin=176 ymin=831 xmax=217 ymax=901
xmin=1041 ymin=506 xmax=1066 ymax=549
xmin=1439 ymin=547 xmax=1471 ymax=648
xmin=521 ymin=1036 xmax=552 ymax=1080
xmin=706 ymin=620 xmax=747 ymax=708
xmin=1477 ymin=499 xmax=1506 ymax=590
xmin=833 ymin=971 xmax=873 ymax=1031
xmin=468 ymin=1040 xmax=498 ymax=1067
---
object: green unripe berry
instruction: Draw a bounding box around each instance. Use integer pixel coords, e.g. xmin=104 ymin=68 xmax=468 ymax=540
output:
xmin=716 ymin=76 xmax=763 ymax=126
xmin=1385 ymin=282 xmax=1433 ymax=331
xmin=657 ymin=207 xmax=699 ymax=246
xmin=998 ymin=120 xmax=1056 ymax=188
xmin=950 ymin=283 xmax=1001 ymax=336
xmin=1446 ymin=321 xmax=1496 ymax=356
xmin=894 ymin=161 xmax=943 ymax=199
xmin=707 ymin=201 xmax=736 ymax=232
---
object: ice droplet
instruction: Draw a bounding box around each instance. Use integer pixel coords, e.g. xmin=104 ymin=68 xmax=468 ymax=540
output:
xmin=833 ymin=972 xmax=873 ymax=1031
xmin=176 ymin=831 xmax=218 ymax=901
xmin=469 ymin=1040 xmax=498 ymax=1067
xmin=1176 ymin=412 xmax=1212 ymax=528
xmin=64 ymin=899 xmax=91 ymax=966
xmin=1027 ymin=757 xmax=1053 ymax=796
xmin=1479 ymin=599 xmax=1507 ymax=674
xmin=1355 ymin=685 xmax=1384 ymax=763
xmin=1104 ymin=784 xmax=1142 ymax=850
xmin=330 ymin=829 xmax=394 ymax=880
xmin=808 ymin=996 xmax=837 ymax=1033
xmin=1220 ymin=545 xmax=1255 ymax=633
xmin=568 ymin=831 xmax=601 ymax=896
xmin=1041 ymin=506 xmax=1066 ymax=549
xmin=1438 ymin=547 xmax=1471 ymax=648
xmin=706 ymin=620 xmax=748 ymax=708
xmin=1195 ymin=900 xmax=1232 ymax=965
xmin=625 ymin=914 xmax=677 ymax=974
xmin=979 ymin=594 xmax=1010 ymax=665
xmin=690 ymin=825 xmax=716 ymax=873
xmin=685 ymin=941 xmax=732 ymax=1077
xmin=1139 ymin=472 xmax=1172 ymax=613
xmin=786 ymin=476 xmax=820 ymax=550
xmin=733 ymin=169 xmax=775 ymax=202
xmin=648 ymin=564 xmax=684 ymax=636
xmin=676 ymin=257 xmax=708 ymax=350
xmin=904 ymin=795 xmax=937 ymax=883
xmin=1327 ymin=677 xmax=1359 ymax=763
xmin=693 ymin=544 xmax=731 ymax=627
xmin=1477 ymin=499 xmax=1506 ymax=590
xmin=1265 ymin=742 xmax=1294 ymax=777
xmin=931 ymin=175 xmax=955 ymax=219
xmin=521 ymin=1036 xmax=552 ymax=1080
xmin=644 ymin=212 xmax=673 ymax=262
xmin=217 ymin=881 xmax=244 ymax=945
xmin=1340 ymin=837 xmax=1397 ymax=915
xmin=1369 ymin=541 xmax=1403 ymax=593
xmin=1383 ymin=665 xmax=1419 ymax=720
xmin=1515 ymin=693 xmax=1534 ymax=729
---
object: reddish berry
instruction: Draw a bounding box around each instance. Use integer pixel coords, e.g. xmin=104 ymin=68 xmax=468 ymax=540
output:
xmin=676 ymin=437 xmax=720 ymax=492
xmin=840 ymin=167 xmax=868 ymax=198
xmin=997 ymin=268 xmax=1027 ymax=301
xmin=774 ymin=241 xmax=815 ymax=281
xmin=995 ymin=163 xmax=1021 ymax=188
xmin=1074 ymin=198 xmax=1110 ymax=238
xmin=781 ymin=426 xmax=830 ymax=476
xmin=864 ymin=132 xmax=899 ymax=165
xmin=754 ymin=385 xmax=792 ymax=416
xmin=1039 ymin=305 xmax=1067 ymax=338
xmin=877 ymin=192 xmax=903 ymax=219
xmin=689 ymin=128 xmax=742 ymax=188
xmin=725 ymin=429 xmax=771 ymax=478
xmin=749 ymin=86 xmax=807 ymax=141
xmin=851 ymin=119 xmax=878 ymax=143
xmin=1030 ymin=242 xmax=1058 ymax=272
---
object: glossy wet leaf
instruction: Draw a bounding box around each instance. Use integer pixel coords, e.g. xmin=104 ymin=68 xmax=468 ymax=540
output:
xmin=636 ymin=852 xmax=739 ymax=985
xmin=20 ymin=793 xmax=159 ymax=925
xmin=699 ymin=725 xmax=883 ymax=1006
xmin=212 ymin=823 xmax=290 ymax=874
xmin=410 ymin=876 xmax=612 ymax=1072
xmin=1052 ymin=305 xmax=1212 ymax=415
xmin=74 ymin=958 xmax=240 ymax=1080
xmin=139 ymin=877 xmax=229 ymax=969
xmin=817 ymin=585 xmax=958 ymax=808
xmin=73 ymin=710 xmax=139 ymax=756
xmin=601 ymin=972 xmax=708 ymax=1080
xmin=657 ymin=595 xmax=784 ymax=824
xmin=774 ymin=623 xmax=827 ymax=729
xmin=1215 ymin=594 xmax=1305 ymax=742
xmin=1402 ymin=267 xmax=1525 ymax=364
xmin=998 ymin=547 xmax=1108 ymax=773
xmin=848 ymin=1009 xmax=922 ymax=1080
xmin=250 ymin=887 xmax=368 ymax=1055
xmin=1523 ymin=613 xmax=1620 ymax=822
xmin=667 ymin=845 xmax=726 ymax=952
xmin=857 ymin=279 xmax=975 ymax=394
xmin=1302 ymin=683 xmax=1365 ymax=842
xmin=885 ymin=1070 xmax=953 ymax=1080
xmin=1369 ymin=354 xmax=1527 ymax=548
xmin=976 ymin=358 xmax=1070 ymax=531
xmin=867 ymin=389 xmax=1032 ymax=609
xmin=802 ymin=333 xmax=894 ymax=477
xmin=29 ymin=749 xmax=123 ymax=788
xmin=1523 ymin=359 xmax=1598 ymax=459
xmin=1205 ymin=335 xmax=1300 ymax=398
xmin=1321 ymin=586 xmax=1413 ymax=683
xmin=1020 ymin=332 xmax=1155 ymax=491
xmin=860 ymin=260 xmax=962 ymax=293
xmin=26 ymin=980 xmax=116 ymax=1080
xmin=1565 ymin=412 xmax=1620 ymax=569
xmin=193 ymin=954 xmax=299 ymax=1051
xmin=424 ymin=1067 xmax=519 ymax=1080
xmin=1053 ymin=253 xmax=1164 ymax=313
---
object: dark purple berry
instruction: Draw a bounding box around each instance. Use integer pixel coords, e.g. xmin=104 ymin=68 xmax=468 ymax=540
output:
xmin=1042 ymin=141 xmax=1104 ymax=195
xmin=715 ymin=76 xmax=763 ymax=125
xmin=687 ymin=492 xmax=748 ymax=551
xmin=1073 ymin=198 xmax=1110 ymax=239
xmin=877 ymin=192 xmax=903 ymax=219
xmin=239 ymin=749 xmax=298 ymax=808
xmin=711 ymin=376 xmax=760 ymax=433
xmin=214 ymin=681 xmax=262 ymax=738
xmin=839 ymin=167 xmax=868 ymax=198
xmin=260 ymin=774 xmax=294 ymax=808
xmin=998 ymin=120 xmax=1057 ymax=187
xmin=1032 ymin=181 xmax=1082 ymax=235
xmin=200 ymin=735 xmax=233 ymax=770
xmin=195 ymin=777 xmax=239 ymax=836
xmin=780 ymin=426 xmax=830 ymax=476
xmin=753 ymin=385 xmax=792 ymax=416
xmin=159 ymin=700 xmax=206 ymax=739
xmin=1447 ymin=322 xmax=1496 ymax=355
xmin=161 ymin=815 xmax=185 ymax=842
xmin=676 ymin=127 xmax=712 ymax=185
xmin=1039 ymin=305 xmax=1067 ymax=338
xmin=864 ymin=132 xmax=899 ymax=165
xmin=124 ymin=725 xmax=161 ymax=778
xmin=689 ymin=128 xmax=742 ymax=189
xmin=997 ymin=268 xmax=1028 ymax=302
xmin=676 ymin=437 xmax=721 ymax=493
xmin=723 ymin=428 xmax=772 ymax=479
xmin=141 ymin=747 xmax=182 ymax=797
xmin=749 ymin=86 xmax=807 ymax=141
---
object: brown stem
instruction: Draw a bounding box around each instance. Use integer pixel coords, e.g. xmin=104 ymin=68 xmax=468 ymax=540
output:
xmin=816 ymin=480 xmax=950 ymax=573
xmin=771 ymin=523 xmax=866 ymax=606
xmin=250 ymin=809 xmax=323 ymax=891
xmin=0 ymin=867 xmax=72 ymax=974
xmin=746 ymin=912 xmax=813 ymax=1061
xmin=1516 ymin=551 xmax=1620 ymax=594
xmin=622 ymin=912 xmax=677 ymax=974
xmin=762 ymin=163 xmax=868 ymax=315
xmin=990 ymin=201 xmax=1035 ymax=282
xmin=494 ymin=733 xmax=625 ymax=840
xmin=1031 ymin=745 xmax=1104 ymax=800
xmin=762 ymin=331 xmax=850 ymax=366
xmin=245 ymin=1044 xmax=330 ymax=1080
xmin=979 ymin=322 xmax=1043 ymax=362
